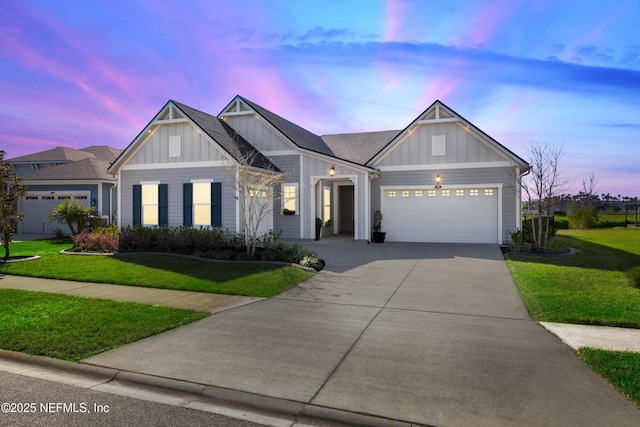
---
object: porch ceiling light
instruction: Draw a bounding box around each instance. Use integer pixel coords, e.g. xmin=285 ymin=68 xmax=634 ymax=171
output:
xmin=435 ymin=174 xmax=441 ymax=188
xmin=329 ymin=166 xmax=336 ymax=177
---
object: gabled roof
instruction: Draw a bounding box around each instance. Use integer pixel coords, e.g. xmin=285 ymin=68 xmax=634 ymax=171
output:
xmin=321 ymin=130 xmax=401 ymax=165
xmin=109 ymin=101 xmax=279 ymax=172
xmin=367 ymin=100 xmax=530 ymax=171
xmin=8 ymin=146 xmax=95 ymax=164
xmin=238 ymin=97 xmax=335 ymax=157
xmin=172 ymin=101 xmax=278 ymax=171
xmin=20 ymin=158 xmax=116 ymax=181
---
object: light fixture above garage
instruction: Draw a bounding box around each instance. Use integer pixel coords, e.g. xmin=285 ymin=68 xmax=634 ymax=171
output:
xmin=329 ymin=166 xmax=336 ymax=177
xmin=435 ymin=174 xmax=441 ymax=189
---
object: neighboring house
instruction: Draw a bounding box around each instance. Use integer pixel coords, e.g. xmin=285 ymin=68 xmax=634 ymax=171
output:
xmin=8 ymin=146 xmax=121 ymax=234
xmin=108 ymin=96 xmax=530 ymax=244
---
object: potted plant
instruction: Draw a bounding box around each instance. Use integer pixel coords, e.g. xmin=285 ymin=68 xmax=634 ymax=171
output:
xmin=372 ymin=210 xmax=386 ymax=243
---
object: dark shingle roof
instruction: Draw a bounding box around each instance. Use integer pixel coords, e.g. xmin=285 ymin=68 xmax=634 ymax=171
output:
xmin=321 ymin=130 xmax=401 ymax=165
xmin=79 ymin=146 xmax=122 ymax=163
xmin=172 ymin=101 xmax=279 ymax=171
xmin=8 ymin=147 xmax=95 ymax=163
xmin=20 ymin=158 xmax=116 ymax=181
xmin=239 ymin=97 xmax=335 ymax=157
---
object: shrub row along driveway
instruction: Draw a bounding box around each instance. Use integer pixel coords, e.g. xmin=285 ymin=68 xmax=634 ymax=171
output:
xmin=83 ymin=242 xmax=639 ymax=426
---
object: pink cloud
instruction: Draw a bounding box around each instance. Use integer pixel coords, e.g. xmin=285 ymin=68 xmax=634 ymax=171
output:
xmin=383 ymin=0 xmax=408 ymax=42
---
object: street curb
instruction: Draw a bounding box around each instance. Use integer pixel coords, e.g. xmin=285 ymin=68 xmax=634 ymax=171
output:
xmin=0 ymin=349 xmax=414 ymax=426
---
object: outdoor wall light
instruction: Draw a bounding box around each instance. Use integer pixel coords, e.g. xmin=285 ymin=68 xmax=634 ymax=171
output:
xmin=329 ymin=166 xmax=336 ymax=177
xmin=435 ymin=174 xmax=441 ymax=188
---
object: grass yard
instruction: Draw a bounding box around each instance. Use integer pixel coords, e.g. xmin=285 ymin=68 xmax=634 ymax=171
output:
xmin=578 ymin=348 xmax=640 ymax=406
xmin=0 ymin=240 xmax=313 ymax=298
xmin=0 ymin=288 xmax=209 ymax=361
xmin=505 ymin=228 xmax=640 ymax=327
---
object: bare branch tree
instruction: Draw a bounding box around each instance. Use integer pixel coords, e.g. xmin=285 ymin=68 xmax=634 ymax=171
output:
xmin=221 ymin=148 xmax=286 ymax=256
xmin=522 ymin=141 xmax=567 ymax=252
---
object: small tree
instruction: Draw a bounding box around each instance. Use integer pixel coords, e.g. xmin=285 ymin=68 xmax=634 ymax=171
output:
xmin=0 ymin=151 xmax=28 ymax=259
xmin=223 ymin=149 xmax=286 ymax=256
xmin=522 ymin=141 xmax=567 ymax=252
xmin=49 ymin=199 xmax=97 ymax=236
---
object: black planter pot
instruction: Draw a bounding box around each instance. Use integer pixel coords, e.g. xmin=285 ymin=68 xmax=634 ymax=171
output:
xmin=372 ymin=231 xmax=386 ymax=243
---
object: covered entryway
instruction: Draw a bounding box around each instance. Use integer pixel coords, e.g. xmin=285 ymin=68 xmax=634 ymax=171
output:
xmin=381 ymin=186 xmax=499 ymax=243
xmin=18 ymin=192 xmax=91 ymax=234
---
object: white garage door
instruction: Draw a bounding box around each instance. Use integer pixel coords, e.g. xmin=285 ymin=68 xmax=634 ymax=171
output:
xmin=382 ymin=187 xmax=498 ymax=244
xmin=19 ymin=193 xmax=90 ymax=234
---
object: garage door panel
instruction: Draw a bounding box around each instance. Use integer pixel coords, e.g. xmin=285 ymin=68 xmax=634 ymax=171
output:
xmin=383 ymin=188 xmax=498 ymax=244
xmin=19 ymin=194 xmax=90 ymax=234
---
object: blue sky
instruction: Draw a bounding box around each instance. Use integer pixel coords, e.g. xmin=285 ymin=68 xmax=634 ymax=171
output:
xmin=1 ymin=0 xmax=639 ymax=197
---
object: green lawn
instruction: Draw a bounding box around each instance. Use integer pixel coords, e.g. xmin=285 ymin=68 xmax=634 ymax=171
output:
xmin=505 ymin=228 xmax=640 ymax=327
xmin=578 ymin=348 xmax=640 ymax=406
xmin=0 ymin=288 xmax=209 ymax=361
xmin=1 ymin=240 xmax=313 ymax=298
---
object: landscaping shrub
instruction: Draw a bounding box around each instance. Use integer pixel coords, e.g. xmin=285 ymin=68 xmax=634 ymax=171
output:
xmin=569 ymin=208 xmax=598 ymax=229
xmin=509 ymin=230 xmax=530 ymax=253
xmin=261 ymin=240 xmax=314 ymax=264
xmin=72 ymin=225 xmax=119 ymax=253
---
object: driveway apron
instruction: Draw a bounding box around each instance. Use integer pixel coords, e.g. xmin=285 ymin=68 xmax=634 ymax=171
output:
xmin=83 ymin=242 xmax=639 ymax=426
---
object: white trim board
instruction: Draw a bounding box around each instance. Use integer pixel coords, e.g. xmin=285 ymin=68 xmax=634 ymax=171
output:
xmin=377 ymin=161 xmax=514 ymax=172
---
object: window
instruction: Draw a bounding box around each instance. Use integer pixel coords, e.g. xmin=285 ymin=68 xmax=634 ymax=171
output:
xmin=193 ymin=183 xmax=211 ymax=226
xmin=431 ymin=135 xmax=446 ymax=156
xmin=456 ymin=190 xmax=465 ymax=196
xmin=142 ymin=184 xmax=159 ymax=225
xmin=484 ymin=189 xmax=494 ymax=196
xmin=401 ymin=190 xmax=410 ymax=197
xmin=415 ymin=190 xmax=423 ymax=197
xmin=74 ymin=195 xmax=88 ymax=200
xmin=470 ymin=189 xmax=479 ymax=196
xmin=388 ymin=191 xmax=397 ymax=198
xmin=428 ymin=190 xmax=437 ymax=197
xmin=441 ymin=190 xmax=450 ymax=196
xmin=282 ymin=183 xmax=298 ymax=214
xmin=133 ymin=183 xmax=168 ymax=226
xmin=183 ymin=182 xmax=221 ymax=227
xmin=323 ymin=186 xmax=331 ymax=222
xmin=42 ymin=196 xmax=54 ymax=200
xmin=58 ymin=196 xmax=70 ymax=200
xmin=26 ymin=196 xmax=38 ymax=200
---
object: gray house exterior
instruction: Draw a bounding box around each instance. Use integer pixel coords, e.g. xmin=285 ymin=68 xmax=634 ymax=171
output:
xmin=108 ymin=97 xmax=530 ymax=244
xmin=8 ymin=146 xmax=121 ymax=234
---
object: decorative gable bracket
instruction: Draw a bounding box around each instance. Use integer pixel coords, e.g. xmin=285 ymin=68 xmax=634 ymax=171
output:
xmin=219 ymin=98 xmax=254 ymax=117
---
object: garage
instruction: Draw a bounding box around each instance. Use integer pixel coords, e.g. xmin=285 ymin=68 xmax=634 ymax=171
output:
xmin=382 ymin=186 xmax=499 ymax=244
xmin=18 ymin=192 xmax=90 ymax=234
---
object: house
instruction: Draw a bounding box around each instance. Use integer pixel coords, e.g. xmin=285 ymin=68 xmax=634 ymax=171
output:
xmin=108 ymin=96 xmax=530 ymax=244
xmin=8 ymin=146 xmax=121 ymax=234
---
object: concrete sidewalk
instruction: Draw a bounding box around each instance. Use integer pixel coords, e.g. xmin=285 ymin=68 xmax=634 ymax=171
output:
xmin=0 ymin=275 xmax=262 ymax=313
xmin=1 ymin=243 xmax=639 ymax=426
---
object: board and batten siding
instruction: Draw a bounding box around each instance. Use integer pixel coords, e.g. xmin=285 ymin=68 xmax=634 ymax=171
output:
xmin=377 ymin=122 xmax=504 ymax=167
xmin=128 ymin=122 xmax=225 ymax=165
xmin=224 ymin=115 xmax=293 ymax=153
xmin=119 ymin=167 xmax=235 ymax=230
xmin=370 ymin=166 xmax=520 ymax=243
xmin=269 ymin=155 xmax=301 ymax=239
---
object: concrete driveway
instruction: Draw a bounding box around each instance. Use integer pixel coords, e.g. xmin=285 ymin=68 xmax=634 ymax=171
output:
xmin=84 ymin=241 xmax=639 ymax=426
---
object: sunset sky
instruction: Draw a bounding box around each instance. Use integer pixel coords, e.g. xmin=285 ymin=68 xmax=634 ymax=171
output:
xmin=1 ymin=0 xmax=639 ymax=197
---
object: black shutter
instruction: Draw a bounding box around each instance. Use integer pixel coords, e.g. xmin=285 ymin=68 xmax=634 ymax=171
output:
xmin=183 ymin=183 xmax=193 ymax=226
xmin=211 ymin=182 xmax=221 ymax=227
xmin=133 ymin=185 xmax=141 ymax=225
xmin=158 ymin=184 xmax=168 ymax=226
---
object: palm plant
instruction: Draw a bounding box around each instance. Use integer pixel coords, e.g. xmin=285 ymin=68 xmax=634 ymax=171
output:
xmin=49 ymin=199 xmax=98 ymax=236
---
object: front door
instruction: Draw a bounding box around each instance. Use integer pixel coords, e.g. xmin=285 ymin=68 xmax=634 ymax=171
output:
xmin=338 ymin=185 xmax=354 ymax=233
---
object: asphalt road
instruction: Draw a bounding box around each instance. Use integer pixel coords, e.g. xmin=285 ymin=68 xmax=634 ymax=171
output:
xmin=0 ymin=370 xmax=265 ymax=427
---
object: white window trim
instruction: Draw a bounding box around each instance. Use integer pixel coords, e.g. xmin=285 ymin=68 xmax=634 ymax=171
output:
xmin=282 ymin=183 xmax=299 ymax=215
